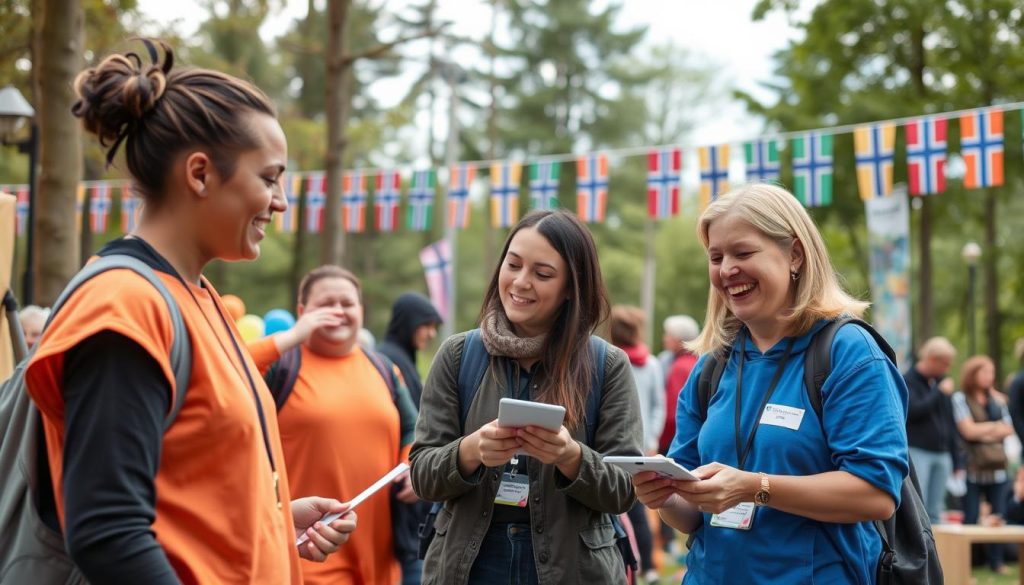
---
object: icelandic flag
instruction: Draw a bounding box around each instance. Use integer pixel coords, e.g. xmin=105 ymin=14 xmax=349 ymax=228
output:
xmin=529 ymin=161 xmax=560 ymax=211
xmin=960 ymin=108 xmax=1004 ymax=189
xmin=305 ymin=172 xmax=327 ymax=233
xmin=905 ymin=116 xmax=947 ymax=196
xmin=744 ymin=139 xmax=781 ymax=183
xmin=407 ymin=169 xmax=436 ymax=231
xmin=274 ymin=173 xmax=302 ymax=233
xmin=90 ymin=182 xmax=113 ymax=233
xmin=341 ymin=170 xmax=368 ymax=233
xmin=447 ymin=163 xmax=476 ymax=229
xmin=791 ymin=132 xmax=833 ymax=207
xmin=698 ymin=145 xmax=730 ymax=211
xmin=374 ymin=169 xmax=402 ymax=233
xmin=854 ymin=122 xmax=896 ymax=200
xmin=419 ymin=239 xmax=452 ymax=322
xmin=490 ymin=162 xmax=521 ymax=228
xmin=14 ymin=185 xmax=29 ymax=235
xmin=121 ymin=183 xmax=141 ymax=233
xmin=647 ymin=147 xmax=681 ymax=219
xmin=576 ymin=154 xmax=608 ymax=223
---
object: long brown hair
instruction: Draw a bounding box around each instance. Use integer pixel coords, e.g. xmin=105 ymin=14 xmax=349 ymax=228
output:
xmin=72 ymin=39 xmax=276 ymax=206
xmin=960 ymin=355 xmax=995 ymax=399
xmin=479 ymin=210 xmax=610 ymax=429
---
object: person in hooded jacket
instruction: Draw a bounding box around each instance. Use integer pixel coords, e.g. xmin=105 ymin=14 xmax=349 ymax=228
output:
xmin=377 ymin=292 xmax=443 ymax=585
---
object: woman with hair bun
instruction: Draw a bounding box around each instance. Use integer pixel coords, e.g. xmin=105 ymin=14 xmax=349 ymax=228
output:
xmin=25 ymin=40 xmax=353 ymax=584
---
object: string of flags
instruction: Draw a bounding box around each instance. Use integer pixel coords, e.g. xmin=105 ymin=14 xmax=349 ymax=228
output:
xmin=1 ymin=104 xmax=1019 ymax=237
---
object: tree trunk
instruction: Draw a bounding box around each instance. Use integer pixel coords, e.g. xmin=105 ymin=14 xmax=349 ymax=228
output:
xmin=79 ymin=187 xmax=91 ymax=265
xmin=35 ymin=0 xmax=83 ymax=305
xmin=322 ymin=0 xmax=352 ymax=266
xmin=484 ymin=0 xmax=499 ymax=279
xmin=917 ymin=196 xmax=932 ymax=343
xmin=290 ymin=186 xmax=309 ymax=308
xmin=983 ymin=188 xmax=1001 ymax=379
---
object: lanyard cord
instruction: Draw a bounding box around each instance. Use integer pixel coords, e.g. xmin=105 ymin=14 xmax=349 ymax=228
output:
xmin=734 ymin=331 xmax=796 ymax=471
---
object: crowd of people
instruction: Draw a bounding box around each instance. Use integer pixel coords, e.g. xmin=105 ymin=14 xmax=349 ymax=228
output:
xmin=9 ymin=38 xmax=1024 ymax=585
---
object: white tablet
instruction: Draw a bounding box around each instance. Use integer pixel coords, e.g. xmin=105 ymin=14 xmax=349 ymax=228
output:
xmin=602 ymin=456 xmax=700 ymax=481
xmin=498 ymin=398 xmax=566 ymax=431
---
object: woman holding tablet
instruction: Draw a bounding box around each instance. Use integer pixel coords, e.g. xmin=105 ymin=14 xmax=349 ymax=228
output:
xmin=635 ymin=184 xmax=908 ymax=583
xmin=410 ymin=209 xmax=643 ymax=585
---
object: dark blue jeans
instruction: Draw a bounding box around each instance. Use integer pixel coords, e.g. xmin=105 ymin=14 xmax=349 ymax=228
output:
xmin=965 ymin=480 xmax=1010 ymax=570
xmin=467 ymin=523 xmax=539 ymax=585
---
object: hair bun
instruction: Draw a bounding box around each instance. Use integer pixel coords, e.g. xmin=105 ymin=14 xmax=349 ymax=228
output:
xmin=72 ymin=39 xmax=173 ymax=155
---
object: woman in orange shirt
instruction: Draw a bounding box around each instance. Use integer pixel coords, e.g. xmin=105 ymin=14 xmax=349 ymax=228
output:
xmin=25 ymin=40 xmax=353 ymax=584
xmin=249 ymin=265 xmax=419 ymax=585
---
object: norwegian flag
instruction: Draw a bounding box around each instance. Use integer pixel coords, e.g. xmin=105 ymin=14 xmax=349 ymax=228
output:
xmin=698 ymin=145 xmax=729 ymax=211
xmin=960 ymin=108 xmax=1004 ymax=189
xmin=905 ymin=116 xmax=947 ymax=196
xmin=274 ymin=173 xmax=302 ymax=233
xmin=341 ymin=170 xmax=367 ymax=233
xmin=419 ymin=239 xmax=452 ymax=323
xmin=375 ymin=169 xmax=402 ymax=232
xmin=447 ymin=164 xmax=476 ymax=229
xmin=490 ymin=162 xmax=521 ymax=228
xmin=14 ymin=185 xmax=29 ymax=235
xmin=305 ymin=172 xmax=326 ymax=233
xmin=89 ymin=182 xmax=113 ymax=233
xmin=121 ymin=184 xmax=141 ymax=233
xmin=576 ymin=154 xmax=609 ymax=223
xmin=407 ymin=169 xmax=436 ymax=231
xmin=647 ymin=147 xmax=681 ymax=219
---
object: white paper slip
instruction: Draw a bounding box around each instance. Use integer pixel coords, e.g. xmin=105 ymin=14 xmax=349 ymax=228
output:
xmin=295 ymin=462 xmax=410 ymax=546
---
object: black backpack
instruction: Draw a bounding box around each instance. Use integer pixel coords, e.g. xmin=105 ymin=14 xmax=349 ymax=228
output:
xmin=695 ymin=317 xmax=941 ymax=585
xmin=416 ymin=330 xmax=639 ymax=578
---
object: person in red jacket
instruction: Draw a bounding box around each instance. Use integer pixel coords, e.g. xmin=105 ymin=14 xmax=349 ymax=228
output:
xmin=658 ymin=315 xmax=700 ymax=454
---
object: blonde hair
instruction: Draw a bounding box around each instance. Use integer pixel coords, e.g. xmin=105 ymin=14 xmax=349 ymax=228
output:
xmin=688 ymin=183 xmax=869 ymax=356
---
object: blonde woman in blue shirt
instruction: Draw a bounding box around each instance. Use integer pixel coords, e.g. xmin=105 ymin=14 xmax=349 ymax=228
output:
xmin=635 ymin=184 xmax=908 ymax=583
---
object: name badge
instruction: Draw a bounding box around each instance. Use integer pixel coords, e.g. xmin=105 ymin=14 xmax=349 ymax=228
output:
xmin=759 ymin=403 xmax=805 ymax=431
xmin=709 ymin=502 xmax=756 ymax=530
xmin=494 ymin=472 xmax=530 ymax=507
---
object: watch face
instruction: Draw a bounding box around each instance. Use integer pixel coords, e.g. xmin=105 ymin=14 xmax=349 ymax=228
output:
xmin=755 ymin=491 xmax=770 ymax=505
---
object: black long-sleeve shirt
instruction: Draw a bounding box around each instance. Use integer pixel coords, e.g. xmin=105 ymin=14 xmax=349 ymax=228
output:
xmin=904 ymin=366 xmax=959 ymax=464
xmin=1006 ymin=371 xmax=1024 ymax=445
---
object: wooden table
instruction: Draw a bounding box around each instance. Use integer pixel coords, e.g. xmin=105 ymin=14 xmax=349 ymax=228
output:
xmin=933 ymin=524 xmax=1024 ymax=584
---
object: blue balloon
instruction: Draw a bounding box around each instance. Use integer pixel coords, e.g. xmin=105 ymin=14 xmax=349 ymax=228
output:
xmin=263 ymin=308 xmax=296 ymax=335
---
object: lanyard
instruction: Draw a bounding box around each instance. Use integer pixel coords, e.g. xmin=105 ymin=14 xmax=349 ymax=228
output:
xmin=134 ymin=239 xmax=283 ymax=508
xmin=733 ymin=331 xmax=795 ymax=471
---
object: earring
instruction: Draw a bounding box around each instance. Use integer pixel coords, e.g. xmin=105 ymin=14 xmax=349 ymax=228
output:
xmin=791 ymin=271 xmax=799 ymax=281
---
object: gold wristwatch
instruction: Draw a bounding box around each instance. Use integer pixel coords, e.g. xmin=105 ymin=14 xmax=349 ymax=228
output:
xmin=754 ymin=472 xmax=771 ymax=506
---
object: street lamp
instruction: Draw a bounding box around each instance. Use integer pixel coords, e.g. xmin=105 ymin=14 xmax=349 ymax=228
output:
xmin=0 ymin=85 xmax=38 ymax=305
xmin=961 ymin=241 xmax=982 ymax=356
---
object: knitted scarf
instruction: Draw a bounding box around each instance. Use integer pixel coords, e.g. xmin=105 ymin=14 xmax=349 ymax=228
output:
xmin=479 ymin=309 xmax=546 ymax=359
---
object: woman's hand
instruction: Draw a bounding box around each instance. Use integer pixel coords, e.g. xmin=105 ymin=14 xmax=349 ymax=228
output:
xmin=674 ymin=462 xmax=759 ymax=515
xmin=393 ymin=469 xmax=419 ymax=504
xmin=633 ymin=471 xmax=682 ymax=509
xmin=291 ymin=497 xmax=357 ymax=562
xmin=515 ymin=425 xmax=580 ymax=467
xmin=459 ymin=419 xmax=520 ymax=474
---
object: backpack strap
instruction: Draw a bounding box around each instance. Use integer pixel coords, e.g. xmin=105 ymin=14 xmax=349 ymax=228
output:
xmin=696 ymin=350 xmax=728 ymax=422
xmin=49 ymin=255 xmax=192 ymax=430
xmin=266 ymin=346 xmax=301 ymax=411
xmin=583 ymin=336 xmax=608 ymax=446
xmin=456 ymin=329 xmax=490 ymax=431
xmin=365 ymin=349 xmax=398 ymax=402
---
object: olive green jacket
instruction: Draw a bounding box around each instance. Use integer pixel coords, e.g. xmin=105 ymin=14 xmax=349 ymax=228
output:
xmin=409 ymin=332 xmax=644 ymax=585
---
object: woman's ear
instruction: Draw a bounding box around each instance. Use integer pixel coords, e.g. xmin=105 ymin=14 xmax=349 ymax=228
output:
xmin=184 ymin=151 xmax=212 ymax=197
xmin=790 ymin=238 xmax=806 ymax=274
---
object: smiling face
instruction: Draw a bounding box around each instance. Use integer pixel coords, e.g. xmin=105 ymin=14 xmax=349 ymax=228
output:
xmin=706 ymin=212 xmax=803 ymax=340
xmin=196 ymin=113 xmax=288 ymax=262
xmin=412 ymin=322 xmax=438 ymax=351
xmin=299 ymin=276 xmax=363 ymax=354
xmin=497 ymin=227 xmax=570 ymax=338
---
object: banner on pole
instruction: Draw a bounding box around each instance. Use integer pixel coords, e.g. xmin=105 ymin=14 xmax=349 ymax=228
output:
xmin=864 ymin=187 xmax=913 ymax=368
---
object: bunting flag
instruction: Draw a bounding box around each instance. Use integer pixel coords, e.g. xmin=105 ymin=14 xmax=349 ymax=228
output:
xmin=490 ymin=162 xmax=521 ymax=228
xmin=419 ymin=239 xmax=452 ymax=323
xmin=905 ymin=116 xmax=947 ymax=196
xmin=274 ymin=173 xmax=302 ymax=233
xmin=528 ymin=161 xmax=560 ymax=211
xmin=447 ymin=164 xmax=476 ymax=229
xmin=407 ymin=169 xmax=436 ymax=231
xmin=744 ymin=139 xmax=780 ymax=183
xmin=647 ymin=147 xmax=681 ymax=219
xmin=791 ymin=132 xmax=833 ymax=207
xmin=341 ymin=170 xmax=367 ymax=233
xmin=698 ymin=145 xmax=729 ymax=210
xmin=305 ymin=172 xmax=326 ymax=233
xmin=14 ymin=185 xmax=29 ymax=235
xmin=121 ymin=184 xmax=140 ymax=233
xmin=854 ymin=122 xmax=896 ymax=200
xmin=576 ymin=154 xmax=608 ymax=223
xmin=374 ymin=169 xmax=402 ymax=232
xmin=89 ymin=182 xmax=113 ymax=233
xmin=960 ymin=108 xmax=1004 ymax=189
